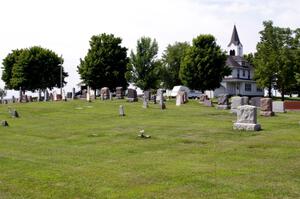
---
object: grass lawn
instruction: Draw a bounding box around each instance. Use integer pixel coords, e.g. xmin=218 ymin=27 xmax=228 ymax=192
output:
xmin=0 ymin=99 xmax=300 ymax=199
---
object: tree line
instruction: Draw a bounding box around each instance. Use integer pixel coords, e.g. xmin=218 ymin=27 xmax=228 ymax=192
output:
xmin=1 ymin=20 xmax=300 ymax=100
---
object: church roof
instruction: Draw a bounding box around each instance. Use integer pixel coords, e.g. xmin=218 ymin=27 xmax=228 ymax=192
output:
xmin=226 ymin=56 xmax=250 ymax=68
xmin=227 ymin=25 xmax=242 ymax=47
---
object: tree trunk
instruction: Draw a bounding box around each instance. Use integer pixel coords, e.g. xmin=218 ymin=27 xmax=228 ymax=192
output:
xmin=94 ymin=90 xmax=97 ymax=99
xmin=281 ymin=86 xmax=285 ymax=101
xmin=268 ymin=86 xmax=272 ymax=98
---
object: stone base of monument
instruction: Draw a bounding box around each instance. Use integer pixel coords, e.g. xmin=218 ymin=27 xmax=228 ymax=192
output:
xmin=217 ymin=105 xmax=230 ymax=110
xmin=260 ymin=111 xmax=274 ymax=116
xmin=233 ymin=123 xmax=261 ymax=131
xmin=230 ymin=109 xmax=238 ymax=114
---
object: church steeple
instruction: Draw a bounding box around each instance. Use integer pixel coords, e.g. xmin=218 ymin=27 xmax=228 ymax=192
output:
xmin=228 ymin=25 xmax=243 ymax=57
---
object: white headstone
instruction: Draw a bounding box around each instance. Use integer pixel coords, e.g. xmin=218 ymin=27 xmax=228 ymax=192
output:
xmin=272 ymin=101 xmax=285 ymax=113
xmin=233 ymin=105 xmax=261 ymax=131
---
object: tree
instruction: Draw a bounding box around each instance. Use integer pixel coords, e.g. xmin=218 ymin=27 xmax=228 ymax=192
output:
xmin=243 ymin=53 xmax=255 ymax=66
xmin=126 ymin=37 xmax=161 ymax=90
xmin=179 ymin=34 xmax=230 ymax=92
xmin=78 ymin=33 xmax=128 ymax=95
xmin=1 ymin=46 xmax=67 ymax=92
xmin=160 ymin=42 xmax=190 ymax=89
xmin=0 ymin=88 xmax=6 ymax=103
xmin=254 ymin=21 xmax=300 ymax=100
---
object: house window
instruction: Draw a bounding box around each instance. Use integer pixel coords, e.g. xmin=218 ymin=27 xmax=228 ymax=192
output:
xmin=237 ymin=69 xmax=240 ymax=78
xmin=248 ymin=70 xmax=250 ymax=79
xmin=245 ymin=83 xmax=252 ymax=92
xmin=242 ymin=70 xmax=245 ymax=77
xmin=257 ymin=87 xmax=263 ymax=92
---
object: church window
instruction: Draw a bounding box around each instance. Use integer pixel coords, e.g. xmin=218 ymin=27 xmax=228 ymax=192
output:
xmin=245 ymin=84 xmax=252 ymax=92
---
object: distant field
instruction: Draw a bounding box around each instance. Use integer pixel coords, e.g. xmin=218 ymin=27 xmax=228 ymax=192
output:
xmin=0 ymin=99 xmax=299 ymax=199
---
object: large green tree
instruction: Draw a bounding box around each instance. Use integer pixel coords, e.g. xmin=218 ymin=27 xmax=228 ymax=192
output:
xmin=78 ymin=33 xmax=128 ymax=94
xmin=160 ymin=42 xmax=190 ymax=89
xmin=254 ymin=21 xmax=300 ymax=100
xmin=126 ymin=37 xmax=161 ymax=90
xmin=1 ymin=46 xmax=67 ymax=92
xmin=179 ymin=34 xmax=230 ymax=92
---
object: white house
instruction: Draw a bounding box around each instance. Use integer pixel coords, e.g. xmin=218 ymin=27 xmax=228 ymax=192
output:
xmin=213 ymin=25 xmax=264 ymax=97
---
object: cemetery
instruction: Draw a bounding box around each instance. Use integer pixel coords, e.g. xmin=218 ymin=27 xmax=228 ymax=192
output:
xmin=0 ymin=96 xmax=299 ymax=198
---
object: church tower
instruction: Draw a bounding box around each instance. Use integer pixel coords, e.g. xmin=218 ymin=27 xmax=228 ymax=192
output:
xmin=227 ymin=25 xmax=243 ymax=57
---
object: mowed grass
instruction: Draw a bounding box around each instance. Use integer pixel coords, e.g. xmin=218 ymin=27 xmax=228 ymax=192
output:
xmin=0 ymin=99 xmax=299 ymax=199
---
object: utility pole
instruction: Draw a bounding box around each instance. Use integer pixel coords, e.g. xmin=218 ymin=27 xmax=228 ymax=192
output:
xmin=60 ymin=64 xmax=63 ymax=95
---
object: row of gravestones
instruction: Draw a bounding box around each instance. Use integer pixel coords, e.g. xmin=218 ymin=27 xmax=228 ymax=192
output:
xmin=196 ymin=94 xmax=285 ymax=114
xmin=196 ymin=94 xmax=288 ymax=131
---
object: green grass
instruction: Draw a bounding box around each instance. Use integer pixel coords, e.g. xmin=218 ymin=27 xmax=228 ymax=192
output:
xmin=0 ymin=99 xmax=300 ymax=199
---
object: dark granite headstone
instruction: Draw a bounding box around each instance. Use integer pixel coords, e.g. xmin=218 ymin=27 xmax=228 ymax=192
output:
xmin=127 ymin=89 xmax=138 ymax=102
xmin=116 ymin=87 xmax=124 ymax=99
xmin=1 ymin=120 xmax=9 ymax=127
xmin=217 ymin=94 xmax=230 ymax=109
xmin=159 ymin=92 xmax=166 ymax=110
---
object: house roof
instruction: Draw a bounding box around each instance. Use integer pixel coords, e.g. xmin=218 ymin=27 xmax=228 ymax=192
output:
xmin=227 ymin=25 xmax=242 ymax=47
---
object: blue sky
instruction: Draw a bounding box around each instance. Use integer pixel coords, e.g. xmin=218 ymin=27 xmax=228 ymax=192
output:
xmin=1 ymin=0 xmax=300 ymax=93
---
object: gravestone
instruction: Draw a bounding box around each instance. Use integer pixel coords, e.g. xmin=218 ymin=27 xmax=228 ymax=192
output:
xmin=260 ymin=98 xmax=274 ymax=116
xmin=86 ymin=87 xmax=91 ymax=102
xmin=109 ymin=92 xmax=113 ymax=100
xmin=183 ymin=91 xmax=188 ymax=103
xmin=67 ymin=92 xmax=72 ymax=99
xmin=127 ymin=89 xmax=138 ymax=102
xmin=72 ymin=88 xmax=76 ymax=100
xmin=56 ymin=94 xmax=62 ymax=101
xmin=153 ymin=95 xmax=157 ymax=104
xmin=119 ymin=105 xmax=125 ymax=116
xmin=62 ymin=90 xmax=66 ymax=101
xmin=199 ymin=94 xmax=208 ymax=103
xmin=142 ymin=96 xmax=148 ymax=108
xmin=241 ymin=96 xmax=249 ymax=105
xmin=217 ymin=94 xmax=230 ymax=109
xmin=100 ymin=87 xmax=110 ymax=100
xmin=144 ymin=91 xmax=151 ymax=101
xmin=156 ymin=89 xmax=164 ymax=103
xmin=203 ymin=99 xmax=213 ymax=107
xmin=233 ymin=105 xmax=261 ymax=131
xmin=272 ymin=101 xmax=285 ymax=113
xmin=44 ymin=89 xmax=50 ymax=102
xmin=38 ymin=90 xmax=42 ymax=102
xmin=24 ymin=95 xmax=29 ymax=103
xmin=176 ymin=92 xmax=184 ymax=106
xmin=49 ymin=93 xmax=54 ymax=101
xmin=1 ymin=120 xmax=9 ymax=127
xmin=159 ymin=92 xmax=166 ymax=110
xmin=12 ymin=96 xmax=15 ymax=103
xmin=116 ymin=87 xmax=124 ymax=99
xmin=231 ymin=96 xmax=247 ymax=113
xmin=250 ymin=97 xmax=261 ymax=107
xmin=10 ymin=109 xmax=19 ymax=118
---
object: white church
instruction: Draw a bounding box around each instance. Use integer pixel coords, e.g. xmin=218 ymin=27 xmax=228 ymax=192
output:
xmin=212 ymin=25 xmax=264 ymax=97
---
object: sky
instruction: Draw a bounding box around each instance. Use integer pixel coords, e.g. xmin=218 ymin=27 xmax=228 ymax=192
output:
xmin=1 ymin=0 xmax=300 ymax=96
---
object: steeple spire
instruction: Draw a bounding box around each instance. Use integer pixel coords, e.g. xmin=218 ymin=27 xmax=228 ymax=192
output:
xmin=228 ymin=25 xmax=242 ymax=47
